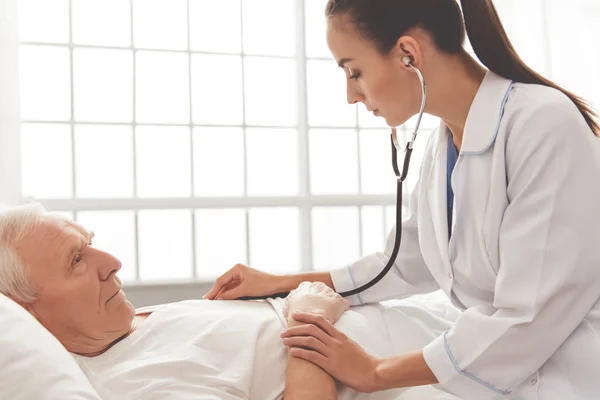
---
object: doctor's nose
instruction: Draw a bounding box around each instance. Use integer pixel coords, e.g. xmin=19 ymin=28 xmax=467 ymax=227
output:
xmin=346 ymin=84 xmax=364 ymax=105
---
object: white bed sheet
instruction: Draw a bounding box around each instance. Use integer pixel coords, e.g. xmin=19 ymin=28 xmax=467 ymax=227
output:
xmin=75 ymin=291 xmax=462 ymax=399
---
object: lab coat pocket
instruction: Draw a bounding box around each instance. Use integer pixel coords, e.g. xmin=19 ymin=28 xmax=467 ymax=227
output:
xmin=480 ymin=188 xmax=508 ymax=277
xmin=479 ymin=149 xmax=510 ymax=277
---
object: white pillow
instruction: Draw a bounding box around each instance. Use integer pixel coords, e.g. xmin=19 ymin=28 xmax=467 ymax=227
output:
xmin=0 ymin=293 xmax=101 ymax=399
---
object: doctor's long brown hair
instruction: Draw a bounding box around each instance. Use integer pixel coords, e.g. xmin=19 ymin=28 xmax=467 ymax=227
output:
xmin=325 ymin=0 xmax=600 ymax=138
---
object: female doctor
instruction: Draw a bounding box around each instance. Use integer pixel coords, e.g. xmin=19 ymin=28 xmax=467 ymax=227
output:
xmin=205 ymin=0 xmax=600 ymax=398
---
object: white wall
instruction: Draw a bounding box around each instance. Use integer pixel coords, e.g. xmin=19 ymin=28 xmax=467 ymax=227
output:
xmin=124 ymin=281 xmax=213 ymax=308
xmin=0 ymin=0 xmax=22 ymax=206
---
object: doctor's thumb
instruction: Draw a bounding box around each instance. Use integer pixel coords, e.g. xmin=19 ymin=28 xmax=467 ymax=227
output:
xmin=203 ymin=271 xmax=237 ymax=300
xmin=216 ymin=287 xmax=246 ymax=301
xmin=203 ymin=283 xmax=228 ymax=300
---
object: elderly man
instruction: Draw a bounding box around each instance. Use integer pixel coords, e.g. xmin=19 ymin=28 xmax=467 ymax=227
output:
xmin=0 ymin=203 xmax=362 ymax=400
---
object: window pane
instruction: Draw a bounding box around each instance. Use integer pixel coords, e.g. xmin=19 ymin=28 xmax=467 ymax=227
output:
xmin=309 ymin=129 xmax=358 ymax=195
xmin=583 ymin=12 xmax=600 ymax=109
xmin=136 ymin=51 xmax=190 ymax=124
xmin=136 ymin=126 xmax=191 ymax=198
xmin=76 ymin=211 xmax=137 ymax=282
xmin=72 ymin=0 xmax=131 ymax=47
xmin=312 ymin=207 xmax=360 ymax=271
xmin=361 ymin=206 xmax=385 ymax=257
xmin=385 ymin=205 xmax=396 ymax=237
xmin=21 ymin=123 xmax=72 ymax=199
xmin=18 ymin=0 xmax=69 ymax=44
xmin=307 ymin=60 xmax=356 ymax=127
xmin=19 ymin=46 xmax=71 ymax=121
xmin=249 ymin=208 xmax=300 ymax=273
xmin=73 ymin=48 xmax=133 ymax=122
xmin=138 ymin=210 xmax=193 ymax=281
xmin=359 ymin=129 xmax=395 ymax=195
xmin=244 ymin=57 xmax=297 ymax=126
xmin=546 ymin=2 xmax=600 ymax=107
xmin=246 ymin=128 xmax=299 ymax=196
xmin=189 ymin=0 xmax=241 ymax=53
xmin=193 ymin=127 xmax=245 ymax=197
xmin=195 ymin=209 xmax=247 ymax=279
xmin=242 ymin=0 xmax=295 ymax=57
xmin=133 ymin=0 xmax=188 ymax=50
xmin=305 ymin=0 xmax=330 ymax=58
xmin=75 ymin=125 xmax=134 ymax=198
xmin=191 ymin=54 xmax=243 ymax=125
xmin=494 ymin=0 xmax=548 ymax=75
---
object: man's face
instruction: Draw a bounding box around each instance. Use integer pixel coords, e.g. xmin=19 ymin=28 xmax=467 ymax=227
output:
xmin=15 ymin=216 xmax=135 ymax=352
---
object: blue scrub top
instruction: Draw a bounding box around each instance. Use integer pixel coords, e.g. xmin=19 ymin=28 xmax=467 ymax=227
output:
xmin=447 ymin=133 xmax=458 ymax=239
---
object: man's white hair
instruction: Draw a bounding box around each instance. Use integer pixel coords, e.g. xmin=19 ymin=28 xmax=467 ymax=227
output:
xmin=0 ymin=203 xmax=46 ymax=303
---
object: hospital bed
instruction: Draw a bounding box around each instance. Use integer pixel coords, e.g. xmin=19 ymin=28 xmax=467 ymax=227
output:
xmin=1 ymin=290 xmax=462 ymax=399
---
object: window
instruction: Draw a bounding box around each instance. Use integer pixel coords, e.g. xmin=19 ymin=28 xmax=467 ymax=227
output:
xmin=3 ymin=0 xmax=598 ymax=284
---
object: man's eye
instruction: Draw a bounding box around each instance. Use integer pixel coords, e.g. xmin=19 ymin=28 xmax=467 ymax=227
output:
xmin=72 ymin=254 xmax=83 ymax=265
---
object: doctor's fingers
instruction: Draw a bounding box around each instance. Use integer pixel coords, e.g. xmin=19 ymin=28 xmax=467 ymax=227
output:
xmin=203 ymin=271 xmax=238 ymax=300
xmin=290 ymin=312 xmax=343 ymax=339
xmin=213 ymin=283 xmax=247 ymax=301
xmin=282 ymin=335 xmax=331 ymax=357
xmin=281 ymin=323 xmax=335 ymax=346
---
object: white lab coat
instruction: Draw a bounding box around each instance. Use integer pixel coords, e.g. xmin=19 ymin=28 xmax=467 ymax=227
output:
xmin=330 ymin=71 xmax=600 ymax=399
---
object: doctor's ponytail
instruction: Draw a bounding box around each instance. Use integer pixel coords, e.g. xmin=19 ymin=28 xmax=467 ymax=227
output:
xmin=459 ymin=0 xmax=599 ymax=137
xmin=325 ymin=0 xmax=599 ymax=137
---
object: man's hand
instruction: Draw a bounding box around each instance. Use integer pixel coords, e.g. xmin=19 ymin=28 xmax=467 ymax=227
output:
xmin=283 ymin=281 xmax=349 ymax=325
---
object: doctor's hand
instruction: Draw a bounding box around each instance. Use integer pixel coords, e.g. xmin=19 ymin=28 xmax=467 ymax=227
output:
xmin=281 ymin=312 xmax=382 ymax=393
xmin=203 ymin=264 xmax=279 ymax=300
xmin=283 ymin=281 xmax=349 ymax=325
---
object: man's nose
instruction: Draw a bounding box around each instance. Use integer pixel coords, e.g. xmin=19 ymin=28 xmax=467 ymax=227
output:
xmin=97 ymin=250 xmax=122 ymax=281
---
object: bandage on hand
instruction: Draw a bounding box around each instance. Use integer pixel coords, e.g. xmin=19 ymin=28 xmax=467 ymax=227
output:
xmin=283 ymin=282 xmax=349 ymax=325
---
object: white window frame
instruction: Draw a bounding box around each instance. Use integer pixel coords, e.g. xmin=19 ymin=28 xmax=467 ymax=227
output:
xmin=4 ymin=0 xmax=588 ymax=291
xmin=0 ymin=0 xmax=22 ymax=206
xmin=6 ymin=0 xmax=399 ymax=284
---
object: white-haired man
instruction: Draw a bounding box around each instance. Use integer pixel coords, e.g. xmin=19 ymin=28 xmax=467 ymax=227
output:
xmin=0 ymin=204 xmax=354 ymax=400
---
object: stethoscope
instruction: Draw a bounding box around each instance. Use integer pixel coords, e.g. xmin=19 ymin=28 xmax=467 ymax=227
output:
xmin=238 ymin=56 xmax=427 ymax=300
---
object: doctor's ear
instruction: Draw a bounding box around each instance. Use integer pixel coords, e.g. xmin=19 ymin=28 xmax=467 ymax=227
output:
xmin=395 ymin=37 xmax=422 ymax=69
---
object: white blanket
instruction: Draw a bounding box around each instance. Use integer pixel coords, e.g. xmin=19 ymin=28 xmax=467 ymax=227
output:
xmin=74 ymin=292 xmax=461 ymax=399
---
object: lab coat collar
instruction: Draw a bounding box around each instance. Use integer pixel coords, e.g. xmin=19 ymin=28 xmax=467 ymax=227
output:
xmin=459 ymin=71 xmax=514 ymax=155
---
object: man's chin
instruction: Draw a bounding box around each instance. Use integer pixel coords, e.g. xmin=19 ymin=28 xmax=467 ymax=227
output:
xmin=107 ymin=291 xmax=134 ymax=314
xmin=122 ymin=298 xmax=136 ymax=320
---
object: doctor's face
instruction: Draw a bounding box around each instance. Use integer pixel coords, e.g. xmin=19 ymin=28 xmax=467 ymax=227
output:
xmin=326 ymin=15 xmax=422 ymax=127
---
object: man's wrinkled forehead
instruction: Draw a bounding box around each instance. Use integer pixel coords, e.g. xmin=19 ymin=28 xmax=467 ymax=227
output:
xmin=43 ymin=215 xmax=86 ymax=238
xmin=16 ymin=217 xmax=91 ymax=263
